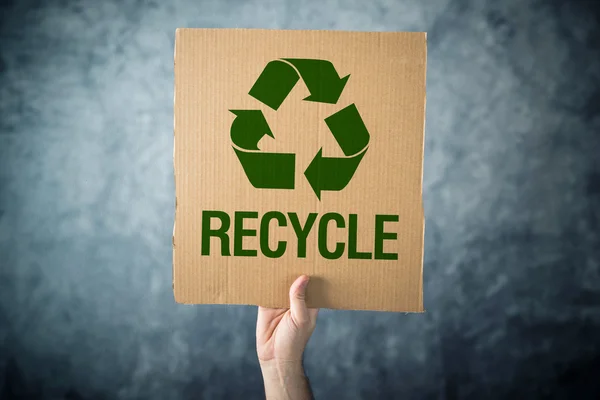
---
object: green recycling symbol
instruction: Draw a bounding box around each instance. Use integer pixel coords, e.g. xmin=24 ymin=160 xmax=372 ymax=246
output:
xmin=230 ymin=58 xmax=370 ymax=200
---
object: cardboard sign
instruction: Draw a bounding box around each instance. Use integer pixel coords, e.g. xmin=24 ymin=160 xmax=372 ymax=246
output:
xmin=173 ymin=28 xmax=426 ymax=312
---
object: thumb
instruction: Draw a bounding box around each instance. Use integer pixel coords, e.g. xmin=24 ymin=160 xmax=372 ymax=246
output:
xmin=289 ymin=275 xmax=310 ymax=327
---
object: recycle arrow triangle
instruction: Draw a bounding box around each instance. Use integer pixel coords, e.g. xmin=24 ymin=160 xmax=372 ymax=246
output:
xmin=232 ymin=59 xmax=370 ymax=198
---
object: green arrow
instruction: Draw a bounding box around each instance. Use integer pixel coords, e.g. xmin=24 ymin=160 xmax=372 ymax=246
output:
xmin=304 ymin=148 xmax=367 ymax=200
xmin=230 ymin=110 xmax=274 ymax=150
xmin=248 ymin=60 xmax=300 ymax=110
xmin=230 ymin=110 xmax=295 ymax=189
xmin=304 ymin=103 xmax=370 ymax=199
xmin=283 ymin=59 xmax=350 ymax=104
xmin=324 ymin=104 xmax=370 ymax=156
xmin=233 ymin=148 xmax=295 ymax=189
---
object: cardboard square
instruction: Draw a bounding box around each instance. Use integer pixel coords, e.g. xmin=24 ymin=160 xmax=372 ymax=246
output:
xmin=174 ymin=28 xmax=426 ymax=312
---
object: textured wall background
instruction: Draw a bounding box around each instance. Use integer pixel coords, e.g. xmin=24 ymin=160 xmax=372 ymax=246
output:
xmin=1 ymin=0 xmax=599 ymax=399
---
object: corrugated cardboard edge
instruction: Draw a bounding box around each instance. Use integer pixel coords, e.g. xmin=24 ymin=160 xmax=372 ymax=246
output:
xmin=419 ymin=32 xmax=427 ymax=313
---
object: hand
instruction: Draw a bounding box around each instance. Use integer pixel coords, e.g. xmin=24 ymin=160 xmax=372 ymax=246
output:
xmin=256 ymin=275 xmax=319 ymax=399
xmin=256 ymin=275 xmax=319 ymax=364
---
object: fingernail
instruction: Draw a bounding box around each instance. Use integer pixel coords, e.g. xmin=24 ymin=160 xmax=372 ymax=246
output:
xmin=300 ymin=276 xmax=309 ymax=290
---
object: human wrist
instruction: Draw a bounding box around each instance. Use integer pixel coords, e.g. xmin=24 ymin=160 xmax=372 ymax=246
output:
xmin=259 ymin=359 xmax=306 ymax=379
xmin=260 ymin=360 xmax=311 ymax=400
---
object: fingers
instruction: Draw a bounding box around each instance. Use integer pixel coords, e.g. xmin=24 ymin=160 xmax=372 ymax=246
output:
xmin=256 ymin=307 xmax=285 ymax=335
xmin=257 ymin=275 xmax=318 ymax=332
xmin=256 ymin=306 xmax=270 ymax=334
xmin=289 ymin=275 xmax=310 ymax=327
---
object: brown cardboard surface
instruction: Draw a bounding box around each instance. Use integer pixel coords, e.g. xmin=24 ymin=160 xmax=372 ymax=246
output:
xmin=173 ymin=28 xmax=426 ymax=312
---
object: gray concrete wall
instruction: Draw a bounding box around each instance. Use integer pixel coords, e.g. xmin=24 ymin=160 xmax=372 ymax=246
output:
xmin=0 ymin=0 xmax=599 ymax=398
